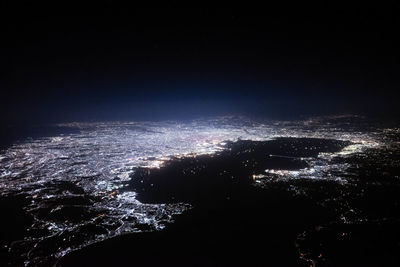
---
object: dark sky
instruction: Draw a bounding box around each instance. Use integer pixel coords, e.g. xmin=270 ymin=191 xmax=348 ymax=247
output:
xmin=2 ymin=4 xmax=400 ymax=124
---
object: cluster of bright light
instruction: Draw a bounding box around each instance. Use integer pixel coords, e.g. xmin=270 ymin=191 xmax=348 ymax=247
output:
xmin=0 ymin=115 xmax=385 ymax=264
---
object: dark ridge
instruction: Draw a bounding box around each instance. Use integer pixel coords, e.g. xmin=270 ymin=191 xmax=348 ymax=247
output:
xmin=0 ymin=195 xmax=33 ymax=266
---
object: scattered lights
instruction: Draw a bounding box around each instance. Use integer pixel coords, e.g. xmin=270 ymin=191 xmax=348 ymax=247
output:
xmin=0 ymin=115 xmax=387 ymax=265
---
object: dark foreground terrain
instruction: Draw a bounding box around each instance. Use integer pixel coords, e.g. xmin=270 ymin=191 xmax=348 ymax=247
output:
xmin=55 ymin=137 xmax=400 ymax=267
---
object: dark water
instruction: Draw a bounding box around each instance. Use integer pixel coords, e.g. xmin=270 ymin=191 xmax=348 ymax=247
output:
xmin=0 ymin=116 xmax=399 ymax=266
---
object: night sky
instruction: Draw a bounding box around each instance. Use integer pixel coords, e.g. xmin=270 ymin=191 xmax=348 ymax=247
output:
xmin=2 ymin=5 xmax=400 ymax=124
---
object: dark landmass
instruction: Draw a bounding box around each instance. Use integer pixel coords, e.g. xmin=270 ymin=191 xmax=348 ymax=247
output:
xmin=0 ymin=196 xmax=33 ymax=265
